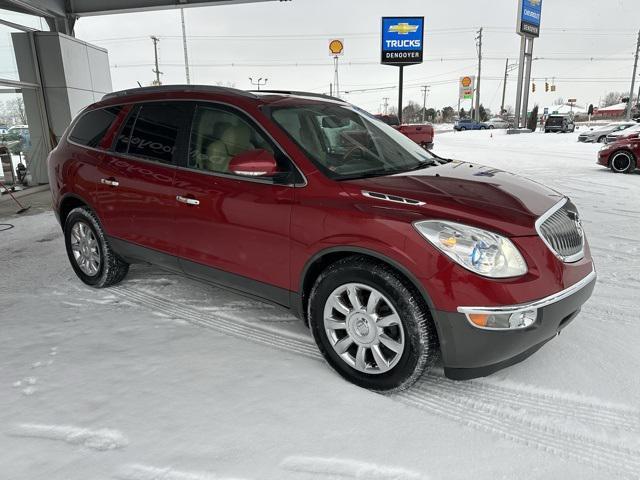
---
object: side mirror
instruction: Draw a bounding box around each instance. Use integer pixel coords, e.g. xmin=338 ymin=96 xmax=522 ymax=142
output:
xmin=228 ymin=149 xmax=279 ymax=177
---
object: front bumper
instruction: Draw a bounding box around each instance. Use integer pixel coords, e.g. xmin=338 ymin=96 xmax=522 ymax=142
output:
xmin=578 ymin=136 xmax=594 ymax=143
xmin=433 ymin=269 xmax=596 ymax=380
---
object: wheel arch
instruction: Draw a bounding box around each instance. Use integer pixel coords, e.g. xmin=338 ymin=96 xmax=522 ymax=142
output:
xmin=58 ymin=193 xmax=95 ymax=228
xmin=297 ymin=246 xmax=438 ymax=327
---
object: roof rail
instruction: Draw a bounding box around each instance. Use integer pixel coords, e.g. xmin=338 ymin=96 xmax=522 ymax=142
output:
xmin=101 ymin=84 xmax=258 ymax=101
xmin=249 ymin=90 xmax=348 ymax=103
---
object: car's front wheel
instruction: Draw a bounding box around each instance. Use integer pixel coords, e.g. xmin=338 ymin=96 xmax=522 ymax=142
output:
xmin=610 ymin=150 xmax=636 ymax=174
xmin=597 ymin=135 xmax=606 ymax=143
xmin=308 ymin=256 xmax=438 ymax=392
xmin=64 ymin=207 xmax=129 ymax=288
xmin=489 ymin=125 xmax=494 ymax=129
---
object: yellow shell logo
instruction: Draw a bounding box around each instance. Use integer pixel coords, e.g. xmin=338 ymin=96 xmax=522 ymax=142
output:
xmin=329 ymin=39 xmax=344 ymax=55
xmin=461 ymin=76 xmax=473 ymax=88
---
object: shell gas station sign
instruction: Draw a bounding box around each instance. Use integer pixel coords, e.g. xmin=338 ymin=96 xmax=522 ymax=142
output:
xmin=329 ymin=39 xmax=344 ymax=56
xmin=459 ymin=76 xmax=475 ymax=100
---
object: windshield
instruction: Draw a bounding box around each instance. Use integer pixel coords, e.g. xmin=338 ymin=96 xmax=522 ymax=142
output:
xmin=267 ymin=103 xmax=437 ymax=180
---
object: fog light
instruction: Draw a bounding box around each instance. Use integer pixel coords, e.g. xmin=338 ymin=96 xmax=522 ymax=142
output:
xmin=508 ymin=310 xmax=537 ymax=328
xmin=467 ymin=309 xmax=537 ymax=330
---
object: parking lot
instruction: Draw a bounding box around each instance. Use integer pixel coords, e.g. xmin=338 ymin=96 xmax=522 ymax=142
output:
xmin=2 ymin=130 xmax=638 ymax=480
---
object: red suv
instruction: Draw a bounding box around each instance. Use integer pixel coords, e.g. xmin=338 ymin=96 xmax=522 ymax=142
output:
xmin=49 ymin=86 xmax=596 ymax=391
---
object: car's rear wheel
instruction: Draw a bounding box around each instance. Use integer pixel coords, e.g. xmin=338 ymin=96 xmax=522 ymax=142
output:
xmin=308 ymin=256 xmax=438 ymax=392
xmin=459 ymin=126 xmax=466 ymax=131
xmin=64 ymin=207 xmax=129 ymax=287
xmin=480 ymin=126 xmax=486 ymax=130
xmin=610 ymin=150 xmax=636 ymax=174
xmin=489 ymin=125 xmax=494 ymax=129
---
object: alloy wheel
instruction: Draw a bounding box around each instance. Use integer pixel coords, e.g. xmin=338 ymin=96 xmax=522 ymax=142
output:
xmin=323 ymin=283 xmax=405 ymax=374
xmin=611 ymin=152 xmax=633 ymax=173
xmin=70 ymin=221 xmax=101 ymax=276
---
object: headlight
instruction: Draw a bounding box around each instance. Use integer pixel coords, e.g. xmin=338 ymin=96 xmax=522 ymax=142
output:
xmin=414 ymin=220 xmax=527 ymax=278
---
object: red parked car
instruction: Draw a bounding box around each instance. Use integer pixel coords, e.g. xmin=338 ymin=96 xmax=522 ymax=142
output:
xmin=49 ymin=86 xmax=595 ymax=391
xmin=597 ymin=128 xmax=639 ymax=173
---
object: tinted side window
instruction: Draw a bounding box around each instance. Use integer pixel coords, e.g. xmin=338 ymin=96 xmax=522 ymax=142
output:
xmin=69 ymin=106 xmax=123 ymax=147
xmin=114 ymin=106 xmax=139 ymax=154
xmin=189 ymin=105 xmax=275 ymax=174
xmin=122 ymin=103 xmax=184 ymax=164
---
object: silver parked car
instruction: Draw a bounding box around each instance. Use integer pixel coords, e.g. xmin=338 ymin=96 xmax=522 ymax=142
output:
xmin=578 ymin=121 xmax=637 ymax=143
xmin=605 ymin=123 xmax=640 ymax=144
xmin=485 ymin=117 xmax=511 ymax=129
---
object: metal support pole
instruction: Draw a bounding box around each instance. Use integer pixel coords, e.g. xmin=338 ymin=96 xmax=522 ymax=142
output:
xmin=626 ymin=30 xmax=640 ymax=120
xmin=514 ymin=36 xmax=526 ymax=128
xmin=521 ymin=36 xmax=534 ymax=129
xmin=398 ymin=65 xmax=404 ymax=124
xmin=180 ymin=9 xmax=191 ymax=85
xmin=333 ymin=55 xmax=340 ymax=98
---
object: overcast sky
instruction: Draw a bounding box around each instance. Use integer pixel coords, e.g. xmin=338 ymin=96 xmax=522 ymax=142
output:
xmin=18 ymin=0 xmax=640 ymax=114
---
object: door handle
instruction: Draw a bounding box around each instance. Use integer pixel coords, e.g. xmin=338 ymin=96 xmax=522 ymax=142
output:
xmin=176 ymin=195 xmax=200 ymax=206
xmin=100 ymin=178 xmax=119 ymax=187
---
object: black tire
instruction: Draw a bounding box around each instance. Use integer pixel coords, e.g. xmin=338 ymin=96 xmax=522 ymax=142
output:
xmin=64 ymin=206 xmax=129 ymax=287
xmin=480 ymin=126 xmax=486 ymax=130
xmin=489 ymin=125 xmax=495 ymax=129
xmin=459 ymin=126 xmax=466 ymax=131
xmin=610 ymin=150 xmax=636 ymax=174
xmin=545 ymin=129 xmax=549 ymax=133
xmin=308 ymin=255 xmax=438 ymax=392
xmin=597 ymin=135 xmax=606 ymax=143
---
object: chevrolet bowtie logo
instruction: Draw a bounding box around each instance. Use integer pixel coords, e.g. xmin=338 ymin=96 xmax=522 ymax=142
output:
xmin=529 ymin=0 xmax=541 ymax=5
xmin=388 ymin=23 xmax=419 ymax=35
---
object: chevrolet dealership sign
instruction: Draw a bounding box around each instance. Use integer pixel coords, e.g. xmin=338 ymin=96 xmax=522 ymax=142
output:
xmin=517 ymin=0 xmax=542 ymax=37
xmin=381 ymin=17 xmax=424 ymax=65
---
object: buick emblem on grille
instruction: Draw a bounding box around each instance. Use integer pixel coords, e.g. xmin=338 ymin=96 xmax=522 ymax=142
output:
xmin=567 ymin=211 xmax=584 ymax=239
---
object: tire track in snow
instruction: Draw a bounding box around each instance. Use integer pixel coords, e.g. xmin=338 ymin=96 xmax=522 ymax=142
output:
xmin=416 ymin=374 xmax=640 ymax=433
xmin=397 ymin=388 xmax=640 ymax=478
xmin=111 ymin=286 xmax=319 ymax=359
xmin=111 ymin=285 xmax=640 ymax=477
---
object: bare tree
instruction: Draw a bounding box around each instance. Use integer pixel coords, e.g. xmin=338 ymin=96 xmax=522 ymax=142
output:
xmin=7 ymin=97 xmax=27 ymax=124
xmin=602 ymin=91 xmax=624 ymax=107
xmin=553 ymin=97 xmax=565 ymax=106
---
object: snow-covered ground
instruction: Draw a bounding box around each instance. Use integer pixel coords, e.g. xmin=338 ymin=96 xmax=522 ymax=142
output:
xmin=1 ymin=130 xmax=639 ymax=480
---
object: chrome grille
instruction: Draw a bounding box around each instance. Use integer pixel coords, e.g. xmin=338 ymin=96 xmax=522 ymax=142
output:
xmin=536 ymin=200 xmax=584 ymax=262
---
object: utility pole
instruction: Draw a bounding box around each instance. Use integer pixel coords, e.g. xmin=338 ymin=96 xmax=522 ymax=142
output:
xmin=501 ymin=60 xmax=519 ymax=115
xmin=501 ymin=59 xmax=509 ymax=114
xmin=420 ymin=85 xmax=430 ymax=122
xmin=249 ymin=77 xmax=268 ymax=90
xmin=626 ymin=29 xmax=640 ymax=120
xmin=382 ymin=97 xmax=389 ymax=115
xmin=474 ymin=27 xmax=483 ymax=121
xmin=180 ymin=9 xmax=191 ymax=85
xmin=150 ymin=36 xmax=162 ymax=85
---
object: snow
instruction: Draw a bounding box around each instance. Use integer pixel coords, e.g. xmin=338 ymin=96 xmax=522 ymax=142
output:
xmin=1 ymin=129 xmax=639 ymax=479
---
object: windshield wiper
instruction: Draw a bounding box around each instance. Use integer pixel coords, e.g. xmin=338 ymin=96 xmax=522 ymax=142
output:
xmin=337 ymin=161 xmax=435 ymax=181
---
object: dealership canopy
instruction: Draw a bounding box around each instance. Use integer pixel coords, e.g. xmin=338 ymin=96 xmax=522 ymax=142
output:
xmin=0 ymin=0 xmax=279 ymax=34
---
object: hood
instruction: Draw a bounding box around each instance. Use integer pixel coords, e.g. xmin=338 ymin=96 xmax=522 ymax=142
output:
xmin=341 ymin=161 xmax=564 ymax=237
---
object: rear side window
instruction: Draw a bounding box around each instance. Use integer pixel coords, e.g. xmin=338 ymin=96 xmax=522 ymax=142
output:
xmin=116 ymin=102 xmax=185 ymax=164
xmin=69 ymin=106 xmax=123 ymax=147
